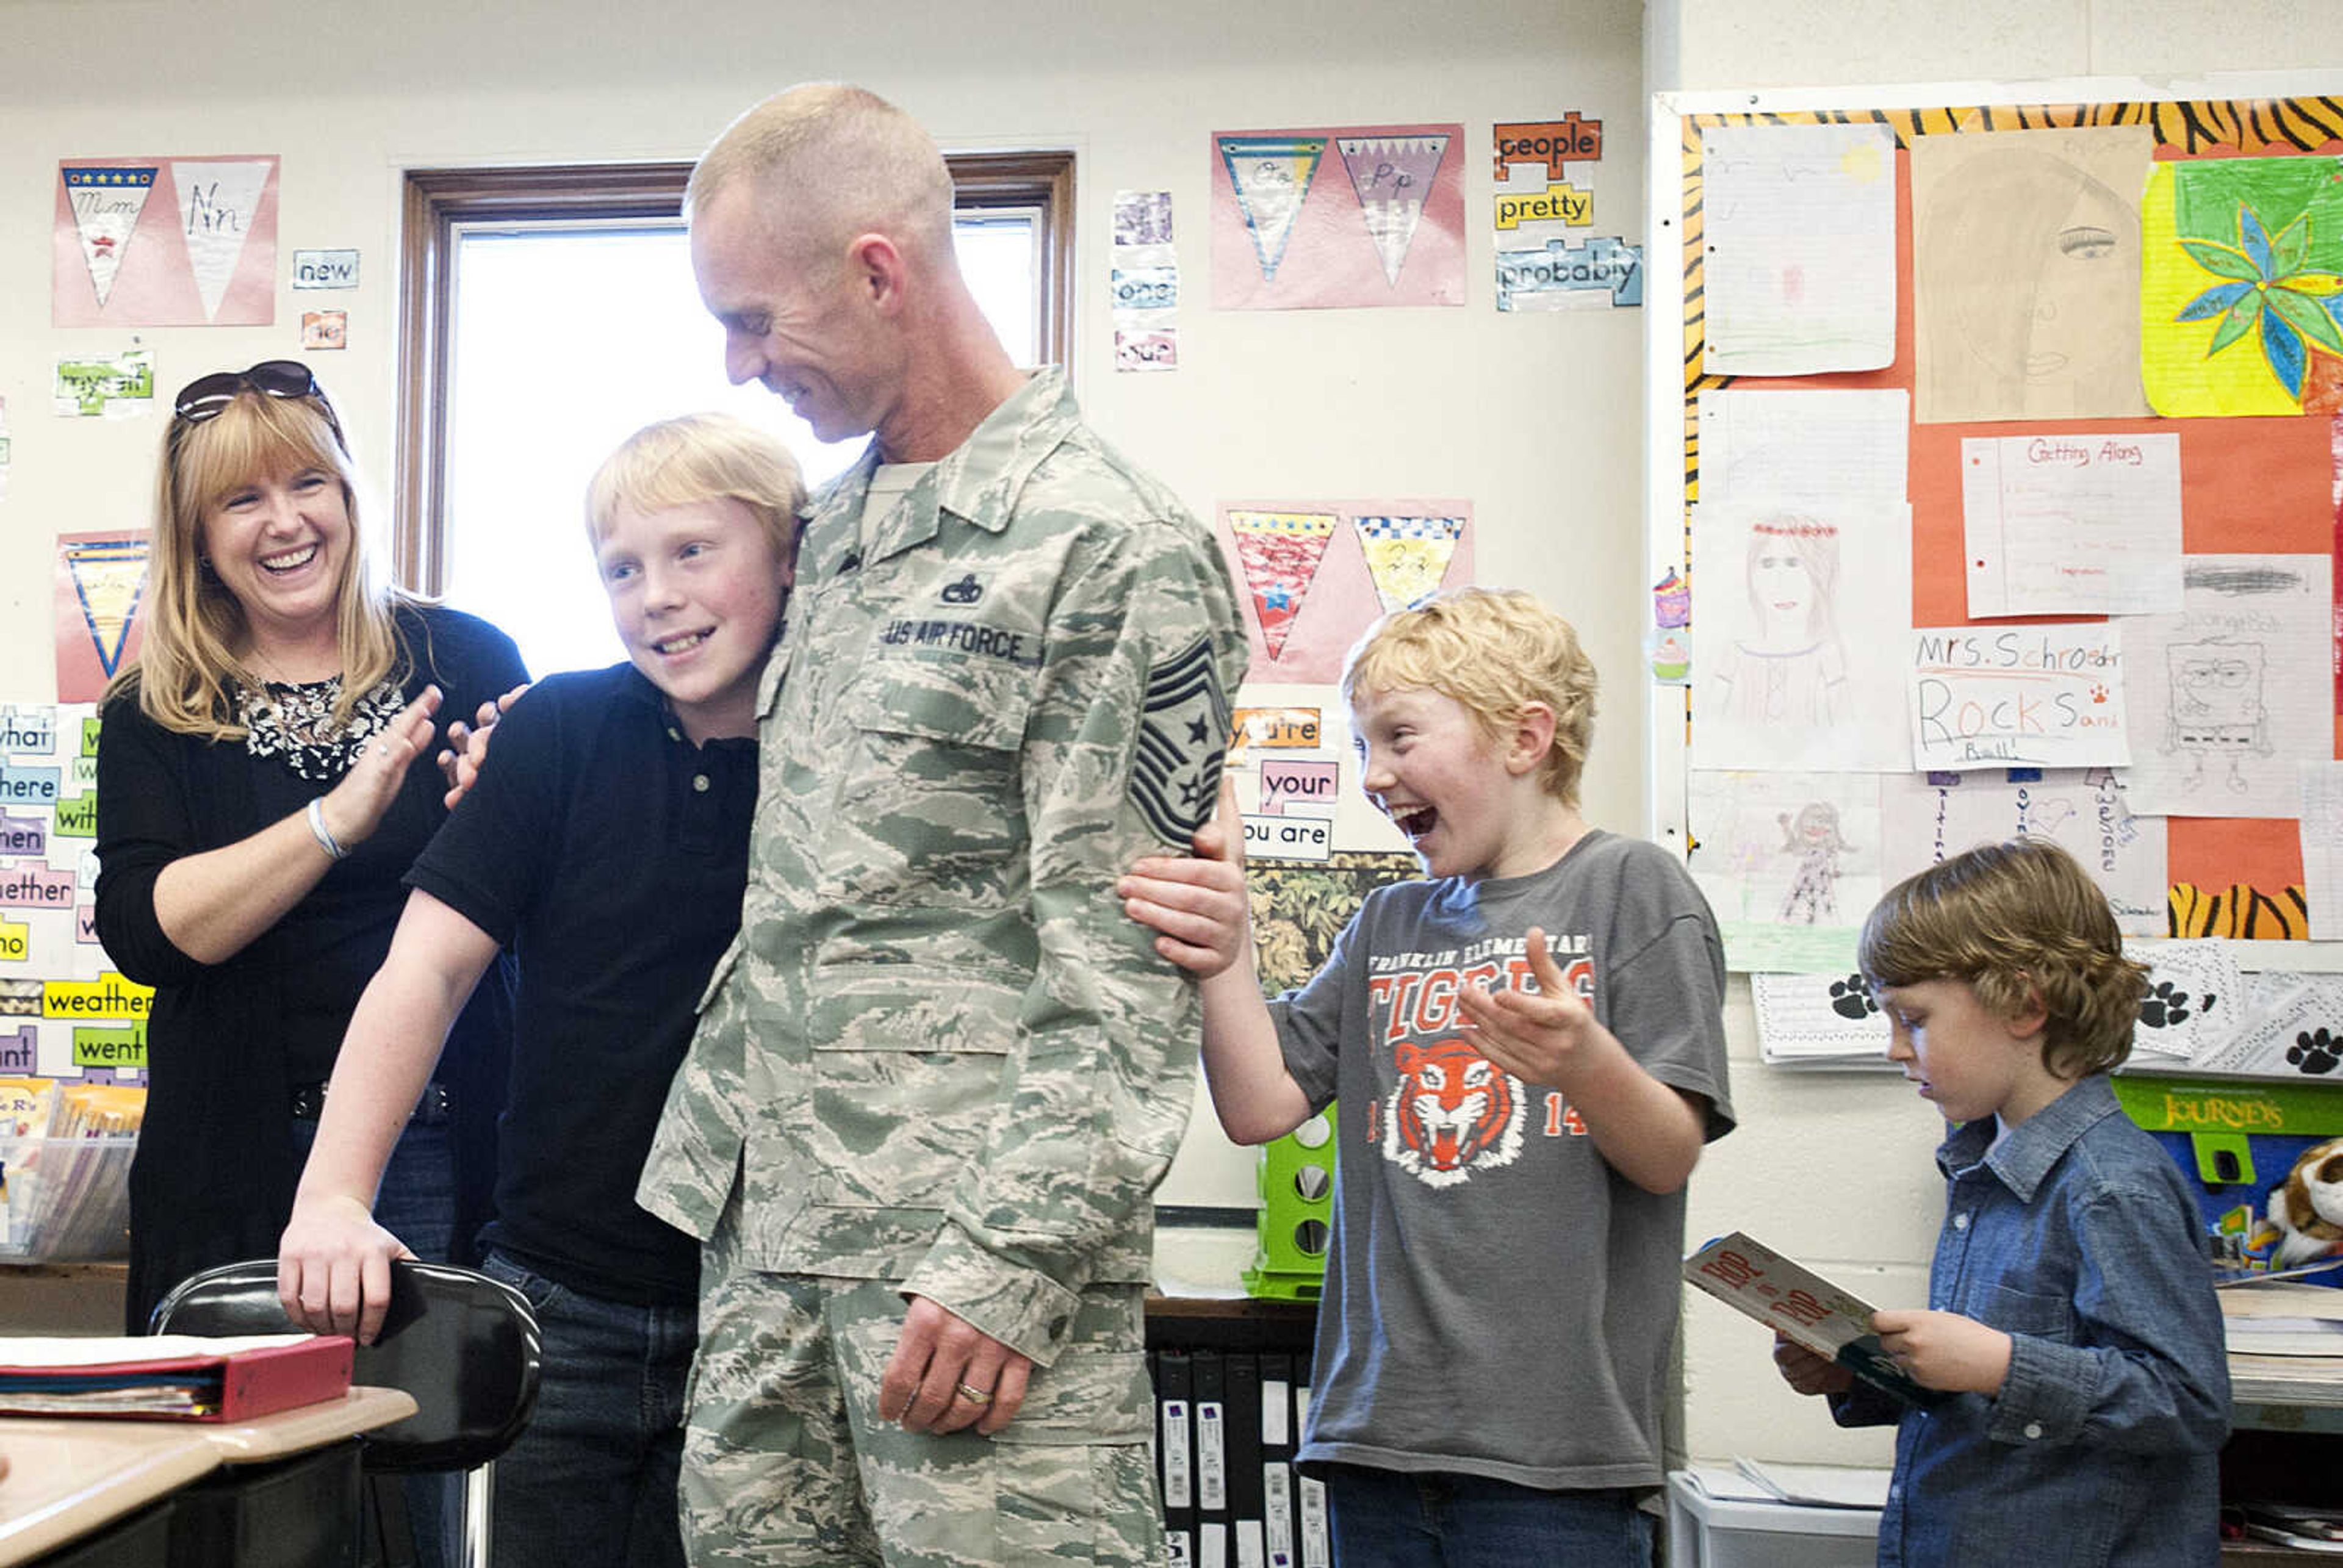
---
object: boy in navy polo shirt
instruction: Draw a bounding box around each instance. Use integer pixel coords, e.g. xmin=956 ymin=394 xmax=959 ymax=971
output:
xmin=278 ymin=412 xmax=802 ymax=1568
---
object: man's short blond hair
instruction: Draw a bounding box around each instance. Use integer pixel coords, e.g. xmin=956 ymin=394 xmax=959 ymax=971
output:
xmin=1341 ymin=587 xmax=1598 ymax=807
xmin=1859 ymin=837 xmax=2149 ymax=1079
xmin=688 ymin=82 xmax=956 ymax=270
xmin=584 ymin=413 xmax=805 ymax=561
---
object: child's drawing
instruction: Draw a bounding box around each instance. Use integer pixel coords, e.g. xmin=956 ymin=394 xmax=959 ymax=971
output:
xmin=2162 ymin=641 xmax=2269 ymax=794
xmin=1689 ymin=770 xmax=1883 ymax=972
xmin=2123 ymin=556 xmax=2328 ymax=819
xmin=1910 ymin=126 xmax=2154 ymax=423
xmin=1691 ymin=500 xmax=1908 ymax=772
xmin=1711 ymin=516 xmax=1848 ymax=728
xmin=2142 ymin=156 xmax=2343 ymax=417
xmin=1777 ymin=802 xmax=1853 ymax=924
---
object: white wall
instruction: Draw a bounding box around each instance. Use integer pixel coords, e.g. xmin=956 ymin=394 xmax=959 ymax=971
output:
xmin=1656 ymin=0 xmax=2339 ymax=1470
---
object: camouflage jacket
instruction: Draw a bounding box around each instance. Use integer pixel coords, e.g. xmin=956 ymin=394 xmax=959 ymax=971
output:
xmin=638 ymin=369 xmax=1247 ymax=1363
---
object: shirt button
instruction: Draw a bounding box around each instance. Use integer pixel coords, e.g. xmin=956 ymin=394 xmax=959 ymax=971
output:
xmin=693 ymin=774 xmax=710 ymax=793
xmin=1952 ymin=1212 xmax=1970 ymax=1231
xmin=2023 ymin=1422 xmax=2043 ymax=1440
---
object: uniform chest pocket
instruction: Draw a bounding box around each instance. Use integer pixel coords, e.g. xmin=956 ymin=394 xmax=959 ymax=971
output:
xmin=824 ymin=653 xmax=1036 ymax=908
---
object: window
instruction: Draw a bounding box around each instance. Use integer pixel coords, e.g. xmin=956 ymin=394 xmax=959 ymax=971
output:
xmin=397 ymin=154 xmax=1071 ymax=675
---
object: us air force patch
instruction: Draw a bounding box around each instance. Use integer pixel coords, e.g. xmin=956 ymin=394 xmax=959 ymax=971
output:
xmin=1130 ymin=636 xmax=1229 ymax=847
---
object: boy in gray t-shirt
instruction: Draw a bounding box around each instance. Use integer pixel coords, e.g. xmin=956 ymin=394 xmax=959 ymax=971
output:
xmin=1121 ymin=587 xmax=1733 ymax=1564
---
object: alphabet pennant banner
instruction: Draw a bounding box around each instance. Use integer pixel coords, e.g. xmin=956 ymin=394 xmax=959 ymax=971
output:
xmin=1212 ymin=124 xmax=1465 ymax=309
xmin=54 ymin=156 xmax=278 ymax=326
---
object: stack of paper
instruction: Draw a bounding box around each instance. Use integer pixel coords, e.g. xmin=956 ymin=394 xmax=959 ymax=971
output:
xmin=1749 ymin=974 xmax=1897 ymax=1071
xmin=1733 ymin=1458 xmax=1893 ymax=1510
xmin=2220 ymin=1279 xmax=2343 ymax=1391
xmin=2221 ymin=1281 xmax=2343 ymax=1345
xmin=2236 ymin=1501 xmax=2343 ymax=1555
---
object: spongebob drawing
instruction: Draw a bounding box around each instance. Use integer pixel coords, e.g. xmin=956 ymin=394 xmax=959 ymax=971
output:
xmin=2162 ymin=641 xmax=2269 ymax=793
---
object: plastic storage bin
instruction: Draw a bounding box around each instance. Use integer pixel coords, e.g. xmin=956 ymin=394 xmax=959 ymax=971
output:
xmin=1665 ymin=1472 xmax=1881 ymax=1568
xmin=0 ymin=1134 xmax=137 ymax=1261
xmin=1242 ymin=1105 xmax=1335 ymax=1301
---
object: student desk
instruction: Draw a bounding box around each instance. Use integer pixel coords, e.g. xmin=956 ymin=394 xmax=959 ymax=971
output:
xmin=0 ymin=1386 xmax=417 ymax=1566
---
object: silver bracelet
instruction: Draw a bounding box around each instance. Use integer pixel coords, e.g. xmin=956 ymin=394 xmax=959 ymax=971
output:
xmin=306 ymin=796 xmax=349 ymax=861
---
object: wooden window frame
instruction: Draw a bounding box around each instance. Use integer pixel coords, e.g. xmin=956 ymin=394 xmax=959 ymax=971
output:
xmin=394 ymin=151 xmax=1073 ymax=594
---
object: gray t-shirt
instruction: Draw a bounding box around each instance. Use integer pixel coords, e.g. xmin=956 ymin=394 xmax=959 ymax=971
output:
xmin=1271 ymin=829 xmax=1733 ymax=1491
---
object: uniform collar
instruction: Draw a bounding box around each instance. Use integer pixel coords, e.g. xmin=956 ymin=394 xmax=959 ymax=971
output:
xmin=804 ymin=367 xmax=1078 ymax=575
xmin=1937 ymin=1072 xmax=2122 ymax=1202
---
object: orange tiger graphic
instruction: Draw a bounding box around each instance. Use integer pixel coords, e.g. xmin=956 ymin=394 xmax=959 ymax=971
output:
xmin=1381 ymin=1037 xmax=1525 ymax=1189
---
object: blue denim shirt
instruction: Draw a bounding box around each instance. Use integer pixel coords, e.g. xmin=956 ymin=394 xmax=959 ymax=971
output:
xmin=1832 ymin=1074 xmax=2230 ymax=1567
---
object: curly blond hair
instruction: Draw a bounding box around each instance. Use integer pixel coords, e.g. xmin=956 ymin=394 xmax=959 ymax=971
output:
xmin=1339 ymin=586 xmax=1598 ymax=807
xmin=1859 ymin=837 xmax=2148 ymax=1078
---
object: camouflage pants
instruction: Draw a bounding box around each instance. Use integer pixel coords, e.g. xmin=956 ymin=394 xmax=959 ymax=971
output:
xmin=682 ymin=1223 xmax=1165 ymax=1565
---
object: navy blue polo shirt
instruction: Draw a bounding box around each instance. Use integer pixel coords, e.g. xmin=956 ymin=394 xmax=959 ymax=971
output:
xmin=408 ymin=663 xmax=754 ymax=1306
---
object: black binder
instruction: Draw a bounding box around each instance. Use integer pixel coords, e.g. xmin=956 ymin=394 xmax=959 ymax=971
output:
xmin=1193 ymin=1349 xmax=1230 ymax=1568
xmin=1295 ymin=1373 xmax=1329 ymax=1568
xmin=1257 ymin=1353 xmax=1297 ymax=1567
xmin=1155 ymin=1350 xmax=1197 ymax=1567
xmin=1225 ymin=1352 xmax=1266 ymax=1567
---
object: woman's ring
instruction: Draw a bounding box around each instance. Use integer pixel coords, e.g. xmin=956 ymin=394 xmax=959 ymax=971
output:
xmin=955 ymin=1382 xmax=993 ymax=1406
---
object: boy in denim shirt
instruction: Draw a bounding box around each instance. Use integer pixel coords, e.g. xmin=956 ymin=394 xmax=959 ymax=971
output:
xmin=1774 ymin=838 xmax=2230 ymax=1567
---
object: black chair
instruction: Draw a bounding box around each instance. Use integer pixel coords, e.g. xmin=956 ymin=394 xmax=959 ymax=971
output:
xmin=151 ymin=1257 xmax=542 ymax=1568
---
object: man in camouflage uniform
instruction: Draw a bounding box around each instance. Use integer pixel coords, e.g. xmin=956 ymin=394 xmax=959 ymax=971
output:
xmin=636 ymin=82 xmax=1248 ymax=1565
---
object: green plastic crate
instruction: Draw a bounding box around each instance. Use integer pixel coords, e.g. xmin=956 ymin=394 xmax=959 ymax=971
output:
xmin=1243 ymin=1104 xmax=1335 ymax=1300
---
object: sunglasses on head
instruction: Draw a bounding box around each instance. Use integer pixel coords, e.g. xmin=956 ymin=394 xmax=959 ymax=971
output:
xmin=169 ymin=360 xmax=347 ymax=452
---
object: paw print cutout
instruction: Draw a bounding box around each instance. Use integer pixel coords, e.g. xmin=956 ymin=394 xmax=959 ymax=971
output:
xmin=1829 ymin=974 xmax=1877 ymax=1021
xmin=2288 ymin=1028 xmax=2341 ymax=1076
xmin=2139 ymin=980 xmax=2191 ymax=1029
xmin=2089 ymin=683 xmax=2109 ymax=704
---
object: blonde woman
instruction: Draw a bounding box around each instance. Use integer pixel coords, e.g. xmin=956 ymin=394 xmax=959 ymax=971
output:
xmin=94 ymin=361 xmax=526 ymax=1340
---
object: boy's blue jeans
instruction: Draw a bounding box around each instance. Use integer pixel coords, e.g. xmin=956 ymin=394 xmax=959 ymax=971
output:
xmin=1323 ymin=1462 xmax=1654 ymax=1567
xmin=479 ymin=1248 xmax=694 ymax=1568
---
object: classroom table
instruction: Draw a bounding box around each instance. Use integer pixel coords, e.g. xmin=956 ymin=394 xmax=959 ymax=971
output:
xmin=0 ymin=1385 xmax=417 ymax=1566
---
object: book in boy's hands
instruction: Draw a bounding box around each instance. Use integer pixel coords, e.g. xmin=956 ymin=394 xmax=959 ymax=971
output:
xmin=1683 ymin=1231 xmax=1946 ymax=1409
xmin=0 ymin=1332 xmax=354 ymax=1422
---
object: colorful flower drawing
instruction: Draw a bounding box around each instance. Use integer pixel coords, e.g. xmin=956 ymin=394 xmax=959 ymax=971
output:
xmin=2142 ymin=157 xmax=2343 ymax=417
xmin=2173 ymin=202 xmax=2343 ymax=400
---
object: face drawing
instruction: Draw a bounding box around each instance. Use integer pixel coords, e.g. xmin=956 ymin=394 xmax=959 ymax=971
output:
xmin=1937 ymin=149 xmax=2140 ymax=390
xmin=2170 ymin=645 xmax=2262 ymax=730
xmin=1744 ymin=519 xmax=1839 ymax=646
xmin=1789 ymin=802 xmax=1845 ymax=853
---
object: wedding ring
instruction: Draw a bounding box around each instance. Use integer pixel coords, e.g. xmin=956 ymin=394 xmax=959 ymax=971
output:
xmin=954 ymin=1382 xmax=993 ymax=1406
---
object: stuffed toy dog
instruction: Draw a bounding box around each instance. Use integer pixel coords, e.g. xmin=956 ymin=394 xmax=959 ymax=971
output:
xmin=2267 ymin=1136 xmax=2343 ymax=1266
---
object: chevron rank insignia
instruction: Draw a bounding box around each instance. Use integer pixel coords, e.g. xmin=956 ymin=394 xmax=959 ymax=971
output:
xmin=1130 ymin=636 xmax=1230 ymax=847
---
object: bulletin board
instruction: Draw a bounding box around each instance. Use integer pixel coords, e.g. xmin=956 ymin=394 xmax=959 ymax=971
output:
xmin=1643 ymin=74 xmax=2343 ymax=975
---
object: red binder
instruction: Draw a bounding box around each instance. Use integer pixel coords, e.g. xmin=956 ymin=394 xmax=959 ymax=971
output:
xmin=0 ymin=1334 xmax=356 ymax=1422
